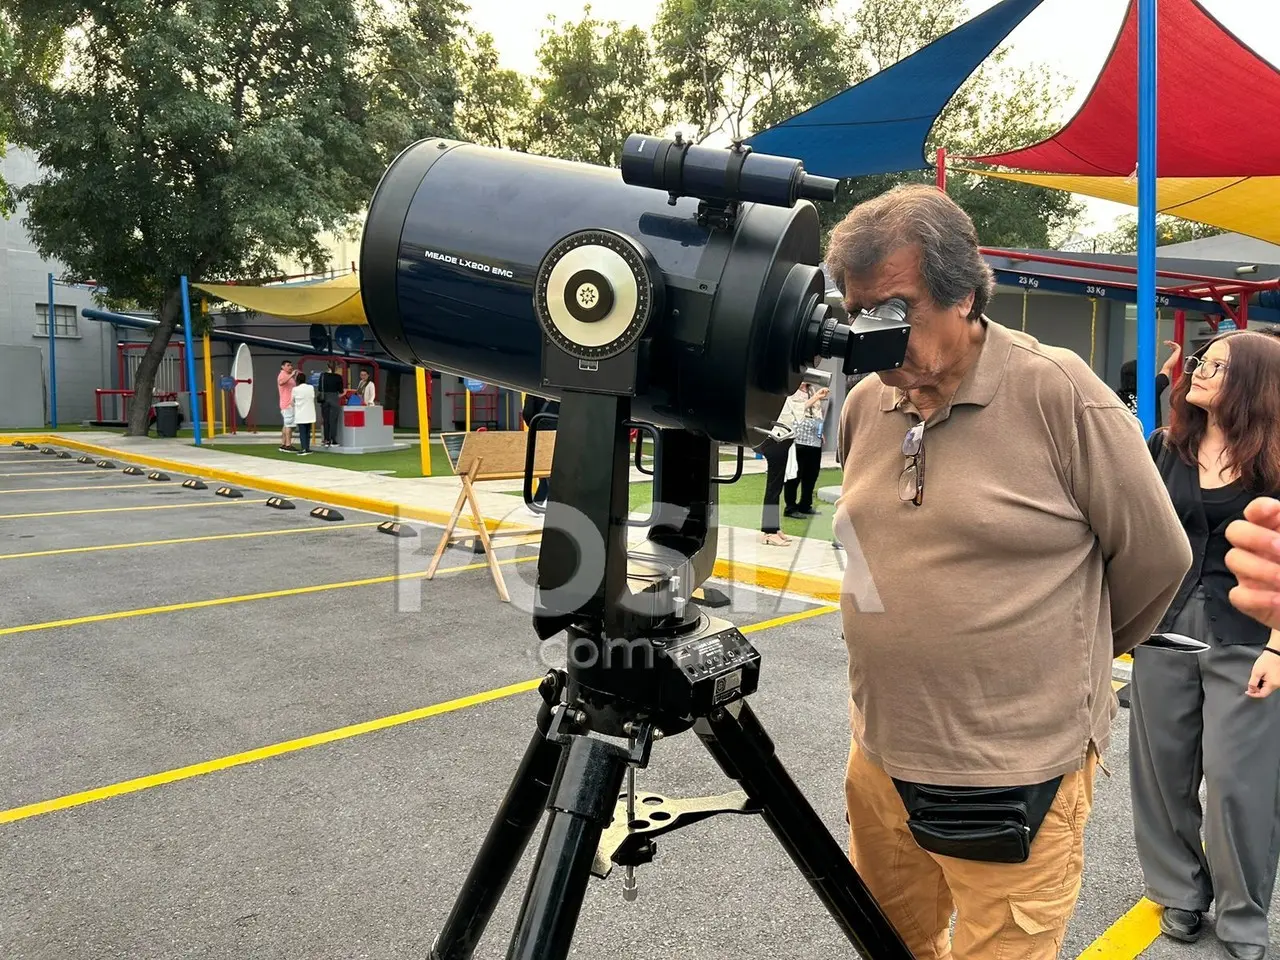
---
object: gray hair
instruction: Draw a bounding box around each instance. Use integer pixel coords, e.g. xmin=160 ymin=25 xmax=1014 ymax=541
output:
xmin=826 ymin=184 xmax=994 ymax=322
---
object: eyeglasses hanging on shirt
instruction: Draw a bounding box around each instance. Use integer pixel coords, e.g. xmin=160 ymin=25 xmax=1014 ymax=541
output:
xmin=899 ymin=421 xmax=926 ymax=506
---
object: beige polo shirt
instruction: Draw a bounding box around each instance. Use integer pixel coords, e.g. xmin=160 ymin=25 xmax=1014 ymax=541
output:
xmin=835 ymin=319 xmax=1191 ymax=787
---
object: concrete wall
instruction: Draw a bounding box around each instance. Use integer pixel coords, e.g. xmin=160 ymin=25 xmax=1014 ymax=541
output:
xmin=1 ymin=148 xmax=114 ymax=425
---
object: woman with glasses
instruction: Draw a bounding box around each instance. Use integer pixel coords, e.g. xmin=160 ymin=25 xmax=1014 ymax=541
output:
xmin=1131 ymin=330 xmax=1280 ymax=959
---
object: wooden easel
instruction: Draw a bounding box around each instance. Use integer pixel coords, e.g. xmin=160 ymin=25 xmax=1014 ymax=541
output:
xmin=426 ymin=430 xmax=555 ymax=601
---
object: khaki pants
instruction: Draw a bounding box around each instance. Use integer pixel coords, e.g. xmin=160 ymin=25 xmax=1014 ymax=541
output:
xmin=845 ymin=744 xmax=1096 ymax=959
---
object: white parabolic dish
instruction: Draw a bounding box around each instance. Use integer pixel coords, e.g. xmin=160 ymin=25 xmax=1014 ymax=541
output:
xmin=232 ymin=343 xmax=254 ymax=419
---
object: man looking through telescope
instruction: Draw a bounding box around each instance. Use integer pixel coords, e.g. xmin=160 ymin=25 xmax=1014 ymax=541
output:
xmin=828 ymin=184 xmax=1192 ymax=958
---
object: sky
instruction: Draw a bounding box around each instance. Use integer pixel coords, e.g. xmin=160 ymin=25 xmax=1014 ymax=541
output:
xmin=462 ymin=0 xmax=1280 ymax=235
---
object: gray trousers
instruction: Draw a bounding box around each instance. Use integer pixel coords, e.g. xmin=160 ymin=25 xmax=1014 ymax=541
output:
xmin=1129 ymin=584 xmax=1280 ymax=947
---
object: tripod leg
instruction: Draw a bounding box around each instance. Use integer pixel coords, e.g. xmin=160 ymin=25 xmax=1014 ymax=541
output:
xmin=696 ymin=701 xmax=915 ymax=960
xmin=506 ymin=734 xmax=630 ymax=960
xmin=430 ymin=675 xmax=566 ymax=960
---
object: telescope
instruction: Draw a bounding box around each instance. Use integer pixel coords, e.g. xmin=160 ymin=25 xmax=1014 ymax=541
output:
xmin=359 ymin=133 xmax=913 ymax=960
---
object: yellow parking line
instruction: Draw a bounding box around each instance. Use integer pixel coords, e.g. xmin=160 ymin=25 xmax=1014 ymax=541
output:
xmin=0 ymin=522 xmax=384 ymax=561
xmin=0 ymin=500 xmax=265 ymax=520
xmin=1075 ymin=897 xmax=1162 ymax=959
xmin=0 ymin=606 xmax=832 ymax=824
xmin=0 ymin=555 xmax=537 ymax=637
xmin=0 ymin=483 xmax=149 ymax=495
xmin=0 ymin=679 xmax=543 ymax=825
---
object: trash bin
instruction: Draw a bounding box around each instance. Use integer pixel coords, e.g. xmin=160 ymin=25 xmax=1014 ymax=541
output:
xmin=154 ymin=401 xmax=181 ymax=438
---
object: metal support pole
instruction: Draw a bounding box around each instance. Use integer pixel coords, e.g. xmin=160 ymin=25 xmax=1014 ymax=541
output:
xmin=415 ymin=367 xmax=432 ymax=477
xmin=1136 ymin=0 xmax=1158 ymax=435
xmin=1172 ymin=309 xmax=1186 ymax=385
xmin=180 ymin=276 xmax=203 ymax=446
xmin=936 ymin=148 xmax=947 ymax=192
xmin=47 ymin=274 xmax=57 ymax=429
xmin=202 ymin=332 xmax=215 ymax=439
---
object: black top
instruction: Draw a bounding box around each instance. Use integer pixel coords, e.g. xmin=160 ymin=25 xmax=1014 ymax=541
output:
xmin=1116 ymin=373 xmax=1170 ymax=428
xmin=1148 ymin=431 xmax=1275 ymax=646
xmin=319 ymin=372 xmax=344 ymax=395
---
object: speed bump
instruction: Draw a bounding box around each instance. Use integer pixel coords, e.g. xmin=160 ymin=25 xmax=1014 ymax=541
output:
xmin=147 ymin=472 xmax=171 ymax=482
xmin=96 ymin=460 xmax=116 ymax=469
xmin=78 ymin=455 xmax=95 ymax=464
xmin=310 ymin=507 xmax=343 ymax=522
xmin=40 ymin=447 xmax=56 ymax=455
xmin=23 ymin=443 xmax=37 ymax=451
xmin=10 ymin=440 xmax=24 ymax=447
xmin=266 ymin=496 xmax=295 ymax=510
xmin=377 ymin=521 xmax=416 ymax=538
xmin=214 ymin=486 xmax=243 ymax=498
xmin=58 ymin=451 xmax=72 ymax=459
xmin=122 ymin=466 xmax=144 ymax=476
xmin=182 ymin=479 xmax=208 ymax=490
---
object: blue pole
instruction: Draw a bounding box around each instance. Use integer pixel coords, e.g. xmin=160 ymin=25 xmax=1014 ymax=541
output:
xmin=180 ymin=276 xmax=203 ymax=446
xmin=1136 ymin=0 xmax=1158 ymax=436
xmin=47 ymin=273 xmax=57 ymax=429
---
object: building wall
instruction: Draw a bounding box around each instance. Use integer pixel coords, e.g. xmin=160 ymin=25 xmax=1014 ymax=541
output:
xmin=985 ymin=288 xmax=1116 ymax=379
xmin=1 ymin=148 xmax=114 ymax=425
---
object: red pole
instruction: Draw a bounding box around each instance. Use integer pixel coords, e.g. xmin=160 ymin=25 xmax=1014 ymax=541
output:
xmin=936 ymin=148 xmax=947 ymax=192
xmin=1172 ymin=310 xmax=1185 ymax=384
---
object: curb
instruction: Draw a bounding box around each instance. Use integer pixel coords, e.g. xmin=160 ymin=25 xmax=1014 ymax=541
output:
xmin=4 ymin=433 xmax=850 ymax=605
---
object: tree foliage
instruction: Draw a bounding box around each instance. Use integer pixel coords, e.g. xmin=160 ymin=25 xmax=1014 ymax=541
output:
xmin=651 ymin=0 xmax=845 ymax=142
xmin=6 ymin=0 xmax=460 ymax=434
xmin=522 ymin=8 xmax=666 ymax=167
xmin=455 ymin=29 xmax=531 ymax=150
xmin=1094 ymin=213 xmax=1227 ymax=254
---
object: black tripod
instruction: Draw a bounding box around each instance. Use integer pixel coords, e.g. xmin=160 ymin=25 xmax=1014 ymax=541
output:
xmin=428 ymin=394 xmax=912 ymax=960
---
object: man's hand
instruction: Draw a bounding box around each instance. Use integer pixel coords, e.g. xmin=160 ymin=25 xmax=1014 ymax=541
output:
xmin=1226 ymin=497 xmax=1280 ymax=631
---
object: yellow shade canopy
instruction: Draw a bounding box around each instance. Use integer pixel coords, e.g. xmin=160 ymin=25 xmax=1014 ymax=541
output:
xmin=961 ymin=169 xmax=1280 ymax=247
xmin=194 ymin=273 xmax=367 ymax=326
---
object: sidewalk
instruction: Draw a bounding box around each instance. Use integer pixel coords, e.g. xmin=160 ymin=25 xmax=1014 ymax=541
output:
xmin=10 ymin=431 xmax=850 ymax=601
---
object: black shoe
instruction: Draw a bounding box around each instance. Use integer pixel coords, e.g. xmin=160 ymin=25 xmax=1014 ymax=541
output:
xmin=1159 ymin=908 xmax=1202 ymax=942
xmin=1224 ymin=943 xmax=1266 ymax=960
xmin=783 ymin=507 xmax=807 ymax=519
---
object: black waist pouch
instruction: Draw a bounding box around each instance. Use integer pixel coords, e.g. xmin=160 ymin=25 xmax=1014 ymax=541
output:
xmin=890 ymin=776 xmax=1063 ymax=864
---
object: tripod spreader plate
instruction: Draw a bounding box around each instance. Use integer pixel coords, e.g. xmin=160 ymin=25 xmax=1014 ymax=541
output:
xmin=591 ymin=789 xmax=759 ymax=878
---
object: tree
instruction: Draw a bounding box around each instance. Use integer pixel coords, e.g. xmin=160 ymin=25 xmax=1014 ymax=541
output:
xmin=1094 ymin=213 xmax=1227 ymax=254
xmin=455 ymin=29 xmax=531 ymax=150
xmin=522 ymin=7 xmax=667 ymax=167
xmin=6 ymin=0 xmax=460 ymax=436
xmin=651 ymin=0 xmax=846 ymax=143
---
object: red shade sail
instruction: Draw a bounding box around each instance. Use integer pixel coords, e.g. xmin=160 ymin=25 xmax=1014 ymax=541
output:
xmin=965 ymin=0 xmax=1280 ymax=176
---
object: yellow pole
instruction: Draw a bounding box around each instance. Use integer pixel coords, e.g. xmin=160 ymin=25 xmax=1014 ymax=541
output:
xmin=415 ymin=367 xmax=432 ymax=477
xmin=465 ymin=388 xmax=472 ymax=433
xmin=202 ymin=332 xmax=215 ymax=438
xmin=520 ymin=392 xmax=527 ymax=431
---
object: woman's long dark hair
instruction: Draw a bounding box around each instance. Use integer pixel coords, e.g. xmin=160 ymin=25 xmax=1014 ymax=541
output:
xmin=1166 ymin=330 xmax=1280 ymax=493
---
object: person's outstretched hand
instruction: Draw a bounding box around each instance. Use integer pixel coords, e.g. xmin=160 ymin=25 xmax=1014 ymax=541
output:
xmin=1226 ymin=498 xmax=1280 ymax=631
xmin=1159 ymin=339 xmax=1183 ymax=379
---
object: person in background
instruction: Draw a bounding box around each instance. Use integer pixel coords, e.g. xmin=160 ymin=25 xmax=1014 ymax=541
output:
xmin=1130 ymin=331 xmax=1280 ymax=960
xmin=1116 ymin=339 xmax=1182 ymax=427
xmin=828 ymin=183 xmax=1190 ymax=959
xmin=758 ymin=395 xmax=796 ymax=547
xmin=357 ymin=368 xmax=376 ymax=406
xmin=291 ymin=371 xmax=317 ymax=456
xmin=783 ymin=376 xmax=830 ymax=519
xmin=277 ymin=360 xmax=296 ymax=452
xmin=319 ymin=361 xmax=344 ymax=446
